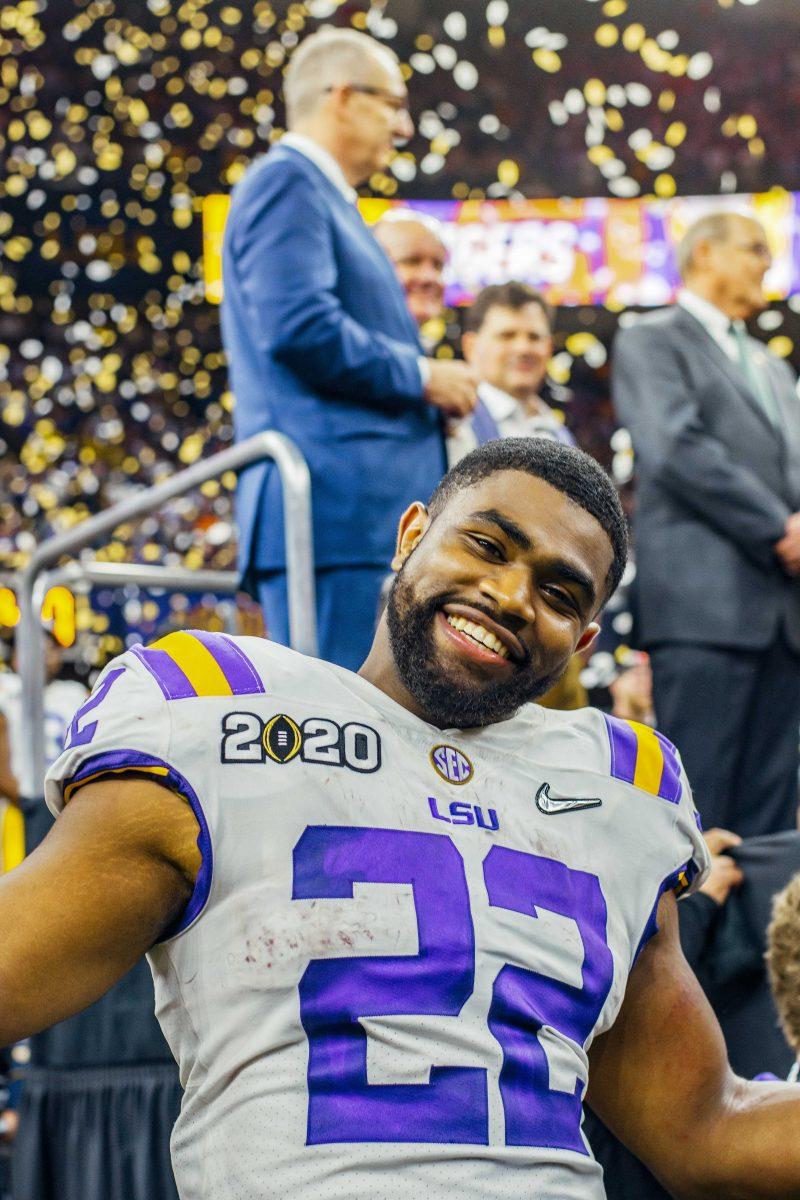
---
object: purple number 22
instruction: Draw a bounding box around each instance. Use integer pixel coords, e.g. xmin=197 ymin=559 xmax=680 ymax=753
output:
xmin=293 ymin=827 xmax=613 ymax=1152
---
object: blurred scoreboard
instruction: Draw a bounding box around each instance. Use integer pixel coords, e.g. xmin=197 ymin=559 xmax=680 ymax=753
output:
xmin=203 ymin=187 xmax=800 ymax=309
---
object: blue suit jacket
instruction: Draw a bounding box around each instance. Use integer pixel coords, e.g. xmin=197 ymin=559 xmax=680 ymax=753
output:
xmin=222 ymin=144 xmax=447 ymax=576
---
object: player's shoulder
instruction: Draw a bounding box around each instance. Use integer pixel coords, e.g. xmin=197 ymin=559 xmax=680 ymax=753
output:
xmin=532 ymin=704 xmax=685 ymax=804
xmin=121 ymin=631 xmax=339 ymax=707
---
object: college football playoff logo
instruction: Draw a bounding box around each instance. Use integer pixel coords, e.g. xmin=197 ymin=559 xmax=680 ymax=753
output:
xmin=263 ymin=713 xmax=302 ymax=764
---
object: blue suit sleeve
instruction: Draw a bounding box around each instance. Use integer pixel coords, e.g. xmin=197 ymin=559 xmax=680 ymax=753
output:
xmin=226 ymin=166 xmax=425 ymax=408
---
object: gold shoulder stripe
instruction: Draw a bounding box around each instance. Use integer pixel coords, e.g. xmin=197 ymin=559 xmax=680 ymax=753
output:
xmin=152 ymin=631 xmax=233 ymax=698
xmin=629 ymin=721 xmax=665 ymax=797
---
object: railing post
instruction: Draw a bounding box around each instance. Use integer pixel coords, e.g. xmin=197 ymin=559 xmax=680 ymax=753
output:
xmin=14 ymin=431 xmax=316 ymax=800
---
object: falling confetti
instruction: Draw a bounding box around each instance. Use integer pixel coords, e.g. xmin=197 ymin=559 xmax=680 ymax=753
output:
xmin=1 ymin=0 xmax=799 ymax=668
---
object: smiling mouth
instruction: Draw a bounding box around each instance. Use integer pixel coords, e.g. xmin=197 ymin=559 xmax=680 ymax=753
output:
xmin=445 ymin=613 xmax=510 ymax=659
xmin=439 ymin=604 xmax=527 ymax=666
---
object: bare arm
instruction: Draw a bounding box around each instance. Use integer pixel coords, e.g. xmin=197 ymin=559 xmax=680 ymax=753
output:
xmin=0 ymin=714 xmax=19 ymax=805
xmin=588 ymin=891 xmax=800 ymax=1200
xmin=0 ymin=776 xmax=200 ymax=1045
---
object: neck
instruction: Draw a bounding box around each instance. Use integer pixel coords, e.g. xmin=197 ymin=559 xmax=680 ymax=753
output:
xmin=289 ymin=120 xmax=363 ymax=186
xmin=520 ymin=392 xmax=547 ymax=414
xmin=490 ymin=384 xmax=545 ymax=410
xmin=358 ymin=621 xmax=432 ymax=725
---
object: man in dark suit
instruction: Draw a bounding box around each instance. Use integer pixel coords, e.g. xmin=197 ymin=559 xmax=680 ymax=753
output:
xmin=613 ymin=211 xmax=800 ymax=835
xmin=223 ymin=28 xmax=477 ymax=671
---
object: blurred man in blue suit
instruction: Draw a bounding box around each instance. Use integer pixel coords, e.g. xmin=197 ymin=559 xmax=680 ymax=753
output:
xmin=223 ymin=28 xmax=477 ymax=670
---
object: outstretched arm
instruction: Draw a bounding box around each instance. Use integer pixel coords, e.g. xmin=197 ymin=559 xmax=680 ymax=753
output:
xmin=0 ymin=776 xmax=200 ymax=1045
xmin=588 ymin=890 xmax=800 ymax=1200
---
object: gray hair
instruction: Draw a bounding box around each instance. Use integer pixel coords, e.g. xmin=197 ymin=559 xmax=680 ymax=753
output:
xmin=283 ymin=28 xmax=399 ymax=127
xmin=374 ymin=208 xmax=447 ymax=245
xmin=675 ymin=211 xmax=736 ymax=279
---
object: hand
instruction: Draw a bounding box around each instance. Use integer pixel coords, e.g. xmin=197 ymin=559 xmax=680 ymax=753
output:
xmin=699 ymin=854 xmax=744 ymax=906
xmin=424 ymin=360 xmax=479 ymax=418
xmin=0 ymin=1110 xmax=18 ymax=1143
xmin=775 ymin=512 xmax=800 ymax=575
xmin=699 ymin=828 xmax=743 ymax=906
xmin=609 ymin=662 xmax=654 ymax=724
xmin=702 ymin=827 xmax=742 ymax=856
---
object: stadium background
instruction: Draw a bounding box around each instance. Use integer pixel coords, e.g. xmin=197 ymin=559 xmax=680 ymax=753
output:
xmin=3 ymin=0 xmax=800 ymax=677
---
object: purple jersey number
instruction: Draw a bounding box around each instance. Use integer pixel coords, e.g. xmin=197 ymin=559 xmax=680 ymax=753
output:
xmin=484 ymin=845 xmax=614 ymax=1152
xmin=293 ymin=826 xmax=613 ymax=1151
xmin=63 ymin=667 xmax=125 ymax=750
xmin=293 ymin=827 xmax=488 ymax=1144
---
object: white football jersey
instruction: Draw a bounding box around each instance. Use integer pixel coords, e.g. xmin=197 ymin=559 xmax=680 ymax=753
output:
xmin=46 ymin=632 xmax=709 ymax=1200
xmin=0 ymin=672 xmax=88 ymax=786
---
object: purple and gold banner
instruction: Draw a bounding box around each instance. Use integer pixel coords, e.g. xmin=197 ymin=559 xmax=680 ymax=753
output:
xmin=204 ymin=188 xmax=800 ymax=308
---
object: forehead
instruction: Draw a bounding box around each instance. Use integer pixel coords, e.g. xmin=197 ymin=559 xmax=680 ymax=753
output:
xmin=726 ymin=214 xmax=766 ymax=243
xmin=379 ymin=221 xmax=446 ymax=260
xmin=365 ymin=48 xmax=405 ymax=91
xmin=438 ymin=470 xmax=614 ymax=579
xmin=479 ymin=303 xmax=550 ymax=337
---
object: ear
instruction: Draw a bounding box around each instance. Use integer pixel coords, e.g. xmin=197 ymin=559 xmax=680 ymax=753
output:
xmin=692 ymin=238 xmax=713 ymax=272
xmin=575 ymin=622 xmax=600 ymax=656
xmin=391 ymin=502 xmax=429 ymax=572
xmin=461 ymin=331 xmax=476 ymax=364
xmin=326 ymin=82 xmax=353 ymax=119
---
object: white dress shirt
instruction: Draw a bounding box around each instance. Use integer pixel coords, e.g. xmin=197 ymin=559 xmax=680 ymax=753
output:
xmin=446 ymin=382 xmax=572 ymax=468
xmin=677 ymin=288 xmax=740 ymax=363
xmin=280 ymin=132 xmax=358 ymax=204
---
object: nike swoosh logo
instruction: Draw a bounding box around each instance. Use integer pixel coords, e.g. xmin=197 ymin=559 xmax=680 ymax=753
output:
xmin=535 ymin=782 xmax=602 ymax=815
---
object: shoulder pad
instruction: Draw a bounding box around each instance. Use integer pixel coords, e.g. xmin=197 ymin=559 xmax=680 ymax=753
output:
xmin=132 ymin=631 xmax=266 ymax=701
xmin=603 ymin=714 xmax=682 ymax=804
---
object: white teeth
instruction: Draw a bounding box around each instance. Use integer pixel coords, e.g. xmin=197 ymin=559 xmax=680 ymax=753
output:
xmin=446 ymin=614 xmax=509 ymax=659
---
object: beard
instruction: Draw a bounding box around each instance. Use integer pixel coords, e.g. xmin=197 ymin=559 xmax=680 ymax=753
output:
xmin=385 ymin=564 xmax=566 ymax=729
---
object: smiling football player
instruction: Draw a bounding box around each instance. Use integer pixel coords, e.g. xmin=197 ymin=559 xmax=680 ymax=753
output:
xmin=1 ymin=438 xmax=799 ymax=1200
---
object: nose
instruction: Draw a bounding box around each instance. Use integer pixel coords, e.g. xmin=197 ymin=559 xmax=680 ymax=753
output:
xmin=418 ymin=260 xmax=441 ymax=283
xmin=479 ymin=566 xmax=536 ymax=625
xmin=395 ymin=108 xmax=414 ymax=141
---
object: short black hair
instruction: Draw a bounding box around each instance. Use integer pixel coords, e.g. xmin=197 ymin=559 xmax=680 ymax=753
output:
xmin=464 ymin=281 xmax=554 ymax=335
xmin=427 ymin=438 xmax=628 ymax=604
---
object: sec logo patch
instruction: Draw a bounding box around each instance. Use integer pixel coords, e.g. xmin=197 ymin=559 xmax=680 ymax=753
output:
xmin=263 ymin=713 xmax=302 ymax=764
xmin=430 ymin=744 xmax=474 ymax=785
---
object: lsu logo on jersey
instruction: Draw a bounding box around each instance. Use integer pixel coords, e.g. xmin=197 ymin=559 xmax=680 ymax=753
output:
xmin=221 ymin=711 xmax=381 ymax=774
xmin=430 ymin=743 xmax=474 ymax=785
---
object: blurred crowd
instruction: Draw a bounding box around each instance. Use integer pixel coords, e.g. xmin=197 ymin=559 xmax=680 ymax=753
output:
xmin=4 ymin=1 xmax=800 ymax=676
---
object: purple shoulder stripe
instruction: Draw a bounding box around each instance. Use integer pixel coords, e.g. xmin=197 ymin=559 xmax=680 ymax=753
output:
xmin=190 ymin=630 xmax=265 ymax=695
xmin=654 ymin=729 xmax=683 ymax=804
xmin=131 ymin=644 xmax=196 ymax=700
xmin=602 ymin=713 xmax=637 ymax=786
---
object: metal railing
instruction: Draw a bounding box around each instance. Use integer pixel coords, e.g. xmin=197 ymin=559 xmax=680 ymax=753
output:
xmin=15 ymin=430 xmax=316 ymax=799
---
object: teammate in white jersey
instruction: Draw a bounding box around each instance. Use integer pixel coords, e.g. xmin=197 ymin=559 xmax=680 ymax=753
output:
xmin=0 ymin=635 xmax=87 ymax=872
xmin=1 ymin=438 xmax=799 ymax=1199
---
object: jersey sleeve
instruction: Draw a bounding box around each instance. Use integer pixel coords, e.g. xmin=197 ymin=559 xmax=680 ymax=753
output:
xmin=44 ymin=646 xmax=213 ymax=938
xmin=603 ymin=711 xmax=710 ymax=895
xmin=45 ymin=651 xmax=175 ymax=815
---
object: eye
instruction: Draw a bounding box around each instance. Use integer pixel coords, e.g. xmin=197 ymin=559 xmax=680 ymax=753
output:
xmin=542 ymin=585 xmax=579 ymax=614
xmin=469 ymin=534 xmax=504 ymax=560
